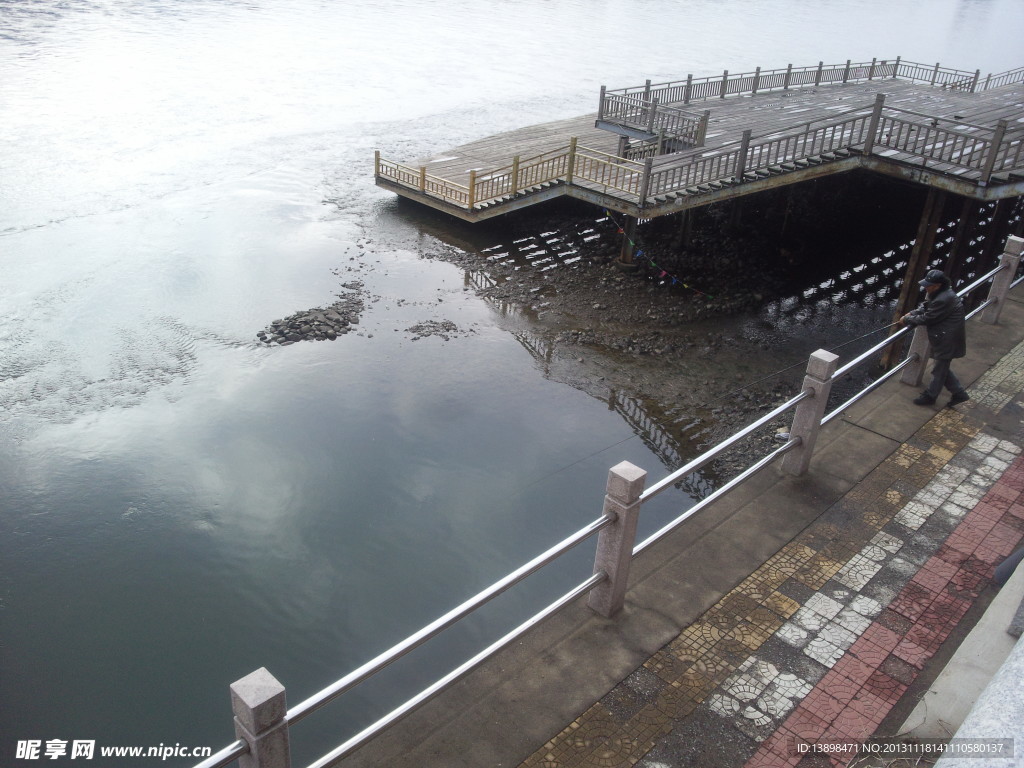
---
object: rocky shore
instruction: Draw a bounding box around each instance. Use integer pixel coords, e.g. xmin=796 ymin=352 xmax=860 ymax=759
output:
xmin=257 ymin=281 xmax=366 ymax=345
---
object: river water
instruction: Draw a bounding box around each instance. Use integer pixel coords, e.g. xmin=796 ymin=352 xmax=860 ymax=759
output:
xmin=2 ymin=1 xmax=1022 ymax=764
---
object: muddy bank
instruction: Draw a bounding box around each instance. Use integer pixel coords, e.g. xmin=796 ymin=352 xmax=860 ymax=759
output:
xmin=415 ymin=188 xmax=897 ymax=480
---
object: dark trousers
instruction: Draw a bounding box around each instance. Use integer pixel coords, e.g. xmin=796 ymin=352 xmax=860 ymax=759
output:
xmin=925 ymin=358 xmax=964 ymax=399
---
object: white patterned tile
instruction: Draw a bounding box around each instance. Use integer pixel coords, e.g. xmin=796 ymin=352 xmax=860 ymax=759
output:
xmin=849 ymin=594 xmax=882 ymax=617
xmin=777 ymin=621 xmax=810 ymax=648
xmin=805 ymin=593 xmax=843 ymax=619
xmin=770 ymin=673 xmax=812 ymax=700
xmin=726 ymin=673 xmax=768 ymax=701
xmin=871 ymin=531 xmax=904 ymax=554
xmin=792 ymin=606 xmax=828 ymax=632
xmin=804 ymin=637 xmax=845 ymax=667
xmin=820 ymin=621 xmax=857 ymax=650
xmin=708 ymin=693 xmax=740 ymax=717
xmin=893 ymin=508 xmax=926 ymax=531
xmin=834 ymin=607 xmax=872 ymax=635
xmin=997 ymin=440 xmax=1021 ymax=455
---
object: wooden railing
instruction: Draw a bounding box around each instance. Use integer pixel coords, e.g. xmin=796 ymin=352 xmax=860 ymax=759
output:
xmin=376 ymin=65 xmax=1024 ymax=214
xmin=602 ymin=58 xmax=1008 ymax=109
xmin=598 ymin=92 xmax=708 ymax=146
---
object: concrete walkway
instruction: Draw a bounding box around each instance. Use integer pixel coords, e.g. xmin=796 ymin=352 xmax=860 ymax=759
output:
xmin=344 ymin=284 xmax=1024 ymax=768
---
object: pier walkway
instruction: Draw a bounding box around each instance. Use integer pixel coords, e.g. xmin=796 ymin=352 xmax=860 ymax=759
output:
xmin=343 ymin=285 xmax=1024 ymax=767
xmin=374 ymin=59 xmax=1024 ymax=222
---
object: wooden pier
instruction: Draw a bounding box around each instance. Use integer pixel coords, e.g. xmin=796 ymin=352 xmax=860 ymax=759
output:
xmin=374 ymin=58 xmax=1024 ymax=223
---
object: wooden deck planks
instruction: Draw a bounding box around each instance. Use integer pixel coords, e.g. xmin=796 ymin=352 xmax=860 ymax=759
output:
xmin=413 ymin=80 xmax=1022 ymax=187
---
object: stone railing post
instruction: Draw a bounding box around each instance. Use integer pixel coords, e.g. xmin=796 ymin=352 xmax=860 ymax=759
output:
xmin=588 ymin=461 xmax=647 ymax=618
xmin=981 ymin=235 xmax=1024 ymax=324
xmin=781 ymin=350 xmax=839 ymax=477
xmin=899 ymin=326 xmax=931 ymax=386
xmin=231 ymin=668 xmax=291 ymax=768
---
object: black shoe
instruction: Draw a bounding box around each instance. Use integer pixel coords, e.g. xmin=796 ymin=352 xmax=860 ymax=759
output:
xmin=947 ymin=390 xmax=970 ymax=407
xmin=913 ymin=393 xmax=937 ymax=406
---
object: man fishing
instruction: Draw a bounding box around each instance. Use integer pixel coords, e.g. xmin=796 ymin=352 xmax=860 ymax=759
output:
xmin=901 ymin=269 xmax=969 ymax=407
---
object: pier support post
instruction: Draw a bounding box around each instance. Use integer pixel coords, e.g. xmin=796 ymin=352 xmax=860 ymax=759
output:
xmin=684 ymin=74 xmax=693 ymax=103
xmin=981 ymin=236 xmax=1024 ymax=325
xmin=814 ymin=61 xmax=823 ymax=87
xmin=720 ymin=70 xmax=729 ymax=98
xmin=842 ymin=60 xmax=851 ymax=84
xmin=944 ymin=198 xmax=980 ymax=284
xmin=781 ymin=350 xmax=839 ymax=477
xmin=588 ymin=461 xmax=647 ymax=618
xmin=619 ymin=216 xmax=638 ymax=265
xmin=231 ymin=668 xmax=291 ymax=768
xmin=783 ymin=63 xmax=792 ymax=90
xmin=882 ymin=188 xmax=945 ymax=369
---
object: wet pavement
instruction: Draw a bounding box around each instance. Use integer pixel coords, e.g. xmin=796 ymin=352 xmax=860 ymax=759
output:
xmin=516 ymin=335 xmax=1024 ymax=768
xmin=344 ymin=286 xmax=1024 ymax=768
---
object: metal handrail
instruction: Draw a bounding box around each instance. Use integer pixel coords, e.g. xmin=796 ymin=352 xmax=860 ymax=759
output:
xmin=822 ymin=355 xmax=917 ymax=426
xmin=640 ymin=391 xmax=809 ymax=501
xmin=956 ymin=264 xmax=1004 ymax=299
xmin=287 ymin=511 xmax=615 ymax=726
xmin=307 ymin=572 xmax=606 ymax=768
xmin=833 ymin=325 xmax=909 ymax=380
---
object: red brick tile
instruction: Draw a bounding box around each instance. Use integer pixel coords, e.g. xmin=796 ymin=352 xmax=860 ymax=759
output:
xmin=1005 ymin=501 xmax=1024 ymax=519
xmin=832 ymin=654 xmax=876 ymax=686
xmin=906 ymin=622 xmax=943 ymax=653
xmin=890 ymin=582 xmax=935 ymax=621
xmin=990 ymin=522 xmax=1023 ymax=544
xmin=801 ymin=689 xmax=847 ymax=725
xmin=974 ymin=541 xmax=1006 ymax=565
xmin=921 ymin=557 xmax=959 ymax=582
xmin=863 ymin=669 xmax=908 ymax=704
xmin=934 ymin=543 xmax=969 ymax=566
xmin=862 ymin=624 xmax=902 ymax=652
xmin=818 ymin=669 xmax=861 ymax=705
xmin=848 ymin=637 xmax=889 ymax=669
xmin=849 ymin=688 xmax=890 ymax=724
xmin=912 ymin=568 xmax=950 ymax=593
xmin=783 ymin=705 xmax=831 ymax=741
xmin=893 ymin=637 xmax=931 ymax=669
xmin=831 ymin=705 xmax=876 ymax=741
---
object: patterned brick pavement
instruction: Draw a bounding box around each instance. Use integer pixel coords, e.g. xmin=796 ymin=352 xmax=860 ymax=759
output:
xmin=518 ymin=339 xmax=1024 ymax=768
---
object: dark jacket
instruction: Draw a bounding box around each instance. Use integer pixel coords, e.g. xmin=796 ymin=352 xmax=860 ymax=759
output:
xmin=905 ymin=286 xmax=967 ymax=360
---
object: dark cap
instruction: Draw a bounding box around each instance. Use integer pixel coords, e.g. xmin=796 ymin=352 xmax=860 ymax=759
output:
xmin=919 ymin=269 xmax=947 ymax=289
